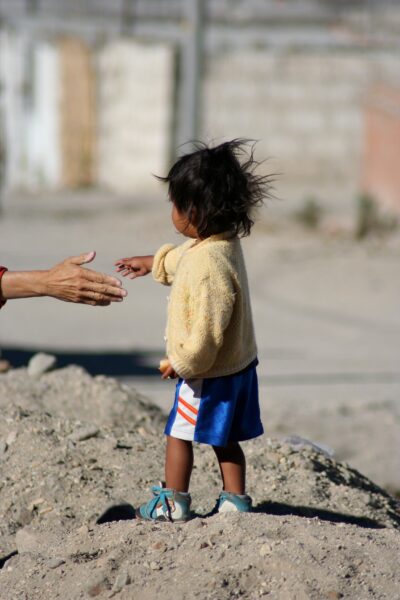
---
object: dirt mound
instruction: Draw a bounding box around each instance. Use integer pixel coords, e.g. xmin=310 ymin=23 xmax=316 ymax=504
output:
xmin=0 ymin=365 xmax=165 ymax=431
xmin=0 ymin=367 xmax=399 ymax=599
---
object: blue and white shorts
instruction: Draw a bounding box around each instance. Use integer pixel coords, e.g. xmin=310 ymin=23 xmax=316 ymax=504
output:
xmin=164 ymin=360 xmax=263 ymax=447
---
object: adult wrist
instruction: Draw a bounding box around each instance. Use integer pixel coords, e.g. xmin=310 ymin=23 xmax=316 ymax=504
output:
xmin=34 ymin=270 xmax=51 ymax=297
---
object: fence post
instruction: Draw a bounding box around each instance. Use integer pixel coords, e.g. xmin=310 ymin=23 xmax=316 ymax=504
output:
xmin=176 ymin=0 xmax=204 ymax=150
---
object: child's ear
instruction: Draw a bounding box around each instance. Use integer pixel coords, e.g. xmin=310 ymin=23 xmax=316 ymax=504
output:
xmin=188 ymin=206 xmax=197 ymax=223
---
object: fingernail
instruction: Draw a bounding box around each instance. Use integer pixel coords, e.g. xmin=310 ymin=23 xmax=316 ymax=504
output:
xmin=121 ymin=290 xmax=128 ymax=296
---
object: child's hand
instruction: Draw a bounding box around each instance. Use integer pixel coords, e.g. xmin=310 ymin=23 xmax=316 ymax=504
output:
xmin=114 ymin=255 xmax=154 ymax=279
xmin=159 ymin=358 xmax=177 ymax=380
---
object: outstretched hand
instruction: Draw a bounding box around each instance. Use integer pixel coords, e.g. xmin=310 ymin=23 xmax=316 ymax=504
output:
xmin=45 ymin=251 xmax=127 ymax=306
xmin=115 ymin=255 xmax=154 ymax=279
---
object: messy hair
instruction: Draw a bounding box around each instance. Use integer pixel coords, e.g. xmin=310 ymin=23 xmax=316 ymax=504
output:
xmin=156 ymin=139 xmax=274 ymax=238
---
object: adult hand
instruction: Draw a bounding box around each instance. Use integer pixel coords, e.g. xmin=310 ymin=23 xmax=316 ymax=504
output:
xmin=43 ymin=251 xmax=127 ymax=306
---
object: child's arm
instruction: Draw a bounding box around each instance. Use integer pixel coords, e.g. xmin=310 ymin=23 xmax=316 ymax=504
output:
xmin=115 ymin=255 xmax=154 ymax=279
xmin=152 ymin=243 xmax=189 ymax=286
xmin=116 ymin=244 xmax=185 ymax=285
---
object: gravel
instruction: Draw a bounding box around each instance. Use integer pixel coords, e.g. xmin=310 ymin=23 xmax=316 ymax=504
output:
xmin=0 ymin=366 xmax=399 ymax=599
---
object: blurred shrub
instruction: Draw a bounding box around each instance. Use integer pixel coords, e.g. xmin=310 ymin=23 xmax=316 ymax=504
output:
xmin=294 ymin=197 xmax=323 ymax=229
xmin=355 ymin=194 xmax=398 ymax=239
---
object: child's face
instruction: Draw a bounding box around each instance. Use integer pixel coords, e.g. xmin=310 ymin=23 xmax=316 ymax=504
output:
xmin=171 ymin=203 xmax=199 ymax=239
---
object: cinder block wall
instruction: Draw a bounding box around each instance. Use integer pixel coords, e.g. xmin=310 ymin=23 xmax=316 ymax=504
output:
xmin=203 ymin=50 xmax=400 ymax=212
xmin=96 ymin=40 xmax=174 ymax=196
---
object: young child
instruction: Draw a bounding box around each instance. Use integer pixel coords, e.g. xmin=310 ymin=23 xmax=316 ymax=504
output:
xmin=115 ymin=139 xmax=272 ymax=522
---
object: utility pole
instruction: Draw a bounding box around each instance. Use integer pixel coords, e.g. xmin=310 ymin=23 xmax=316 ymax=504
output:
xmin=176 ymin=0 xmax=204 ymax=150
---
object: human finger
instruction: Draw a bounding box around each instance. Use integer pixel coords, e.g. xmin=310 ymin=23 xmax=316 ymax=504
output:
xmin=128 ymin=269 xmax=145 ymax=279
xmin=68 ymin=251 xmax=96 ymax=266
xmin=76 ymin=281 xmax=126 ymax=302
xmin=161 ymin=365 xmax=176 ymax=380
xmin=118 ymin=268 xmax=134 ymax=277
xmin=114 ymin=257 xmax=130 ymax=265
xmin=82 ymin=268 xmax=123 ymax=287
xmin=79 ymin=289 xmax=122 ymax=305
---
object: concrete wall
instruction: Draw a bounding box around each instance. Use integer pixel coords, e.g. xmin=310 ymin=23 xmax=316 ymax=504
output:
xmin=1 ymin=26 xmax=399 ymax=214
xmin=0 ymin=31 xmax=62 ymax=191
xmin=203 ymin=52 xmax=364 ymax=211
xmin=96 ymin=40 xmax=174 ymax=196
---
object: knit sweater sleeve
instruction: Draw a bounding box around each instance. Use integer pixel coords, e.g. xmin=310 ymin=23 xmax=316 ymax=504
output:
xmin=152 ymin=244 xmax=180 ymax=286
xmin=169 ymin=269 xmax=236 ymax=379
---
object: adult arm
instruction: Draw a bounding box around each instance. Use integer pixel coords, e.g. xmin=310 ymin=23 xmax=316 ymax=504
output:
xmin=0 ymin=252 xmax=127 ymax=306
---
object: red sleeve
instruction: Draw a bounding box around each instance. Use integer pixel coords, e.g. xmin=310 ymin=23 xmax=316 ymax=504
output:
xmin=0 ymin=266 xmax=8 ymax=308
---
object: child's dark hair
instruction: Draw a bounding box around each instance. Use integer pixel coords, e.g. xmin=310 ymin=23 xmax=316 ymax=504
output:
xmin=157 ymin=139 xmax=274 ymax=238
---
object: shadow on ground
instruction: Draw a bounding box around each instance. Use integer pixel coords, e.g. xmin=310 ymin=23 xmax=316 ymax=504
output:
xmin=253 ymin=501 xmax=387 ymax=529
xmin=93 ymin=501 xmax=388 ymax=529
xmin=1 ymin=346 xmax=165 ymax=377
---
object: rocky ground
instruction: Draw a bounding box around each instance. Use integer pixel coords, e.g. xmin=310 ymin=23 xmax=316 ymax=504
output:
xmin=1 ymin=365 xmax=399 ymax=599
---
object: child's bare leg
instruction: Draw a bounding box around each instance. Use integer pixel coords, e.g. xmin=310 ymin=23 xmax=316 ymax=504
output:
xmin=212 ymin=442 xmax=246 ymax=494
xmin=165 ymin=436 xmax=193 ymax=492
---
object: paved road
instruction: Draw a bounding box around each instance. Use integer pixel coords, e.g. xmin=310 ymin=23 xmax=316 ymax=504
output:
xmin=1 ymin=190 xmax=399 ymax=489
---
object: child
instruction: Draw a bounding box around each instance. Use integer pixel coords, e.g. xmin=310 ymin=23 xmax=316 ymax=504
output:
xmin=115 ymin=139 xmax=272 ymax=522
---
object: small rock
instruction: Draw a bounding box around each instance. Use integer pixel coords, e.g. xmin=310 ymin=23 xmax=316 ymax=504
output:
xmin=27 ymin=498 xmax=45 ymax=512
xmin=0 ymin=441 xmax=8 ymax=456
xmin=259 ymin=543 xmax=272 ymax=557
xmin=47 ymin=557 xmax=65 ymax=569
xmin=15 ymin=527 xmax=40 ymax=555
xmin=149 ymin=561 xmax=161 ymax=570
xmin=6 ymin=431 xmax=17 ymax=445
xmin=108 ymin=570 xmax=131 ymax=597
xmin=86 ymin=575 xmax=110 ymax=597
xmin=151 ymin=541 xmax=166 ymax=551
xmin=27 ymin=353 xmax=57 ymax=378
xmin=17 ymin=506 xmax=34 ymax=526
xmin=68 ymin=424 xmax=99 ymax=442
xmin=200 ymin=542 xmax=210 ymax=549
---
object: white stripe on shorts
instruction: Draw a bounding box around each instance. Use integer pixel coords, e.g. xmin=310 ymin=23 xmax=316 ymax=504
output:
xmin=169 ymin=379 xmax=203 ymax=441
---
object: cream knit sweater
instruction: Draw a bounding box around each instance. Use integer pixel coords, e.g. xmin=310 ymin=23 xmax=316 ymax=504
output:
xmin=152 ymin=232 xmax=257 ymax=380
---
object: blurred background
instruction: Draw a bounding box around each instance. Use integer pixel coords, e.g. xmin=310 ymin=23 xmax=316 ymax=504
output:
xmin=0 ymin=0 xmax=399 ymax=492
xmin=0 ymin=0 xmax=400 ymax=210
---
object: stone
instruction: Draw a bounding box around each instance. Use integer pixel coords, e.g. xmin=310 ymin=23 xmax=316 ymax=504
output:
xmin=86 ymin=575 xmax=110 ymax=597
xmin=48 ymin=557 xmax=66 ymax=569
xmin=68 ymin=424 xmax=99 ymax=442
xmin=108 ymin=570 xmax=131 ymax=597
xmin=15 ymin=527 xmax=40 ymax=555
xmin=259 ymin=543 xmax=272 ymax=557
xmin=27 ymin=353 xmax=57 ymax=378
xmin=6 ymin=431 xmax=17 ymax=445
